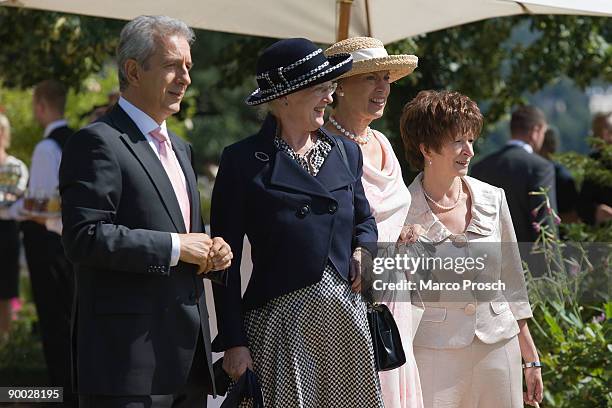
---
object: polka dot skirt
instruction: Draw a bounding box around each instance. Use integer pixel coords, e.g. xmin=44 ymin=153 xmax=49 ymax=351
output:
xmin=237 ymin=264 xmax=384 ymax=408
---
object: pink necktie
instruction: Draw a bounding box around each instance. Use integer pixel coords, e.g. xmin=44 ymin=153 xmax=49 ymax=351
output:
xmin=150 ymin=127 xmax=191 ymax=232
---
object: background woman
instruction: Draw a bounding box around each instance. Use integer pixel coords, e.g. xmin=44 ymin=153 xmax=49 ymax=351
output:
xmin=0 ymin=113 xmax=28 ymax=340
xmin=400 ymin=90 xmax=543 ymax=408
xmin=324 ymin=37 xmax=423 ymax=408
xmin=211 ymin=38 xmax=383 ymax=407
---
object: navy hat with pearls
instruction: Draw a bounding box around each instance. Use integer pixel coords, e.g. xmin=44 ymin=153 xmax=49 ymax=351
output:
xmin=246 ymin=38 xmax=353 ymax=106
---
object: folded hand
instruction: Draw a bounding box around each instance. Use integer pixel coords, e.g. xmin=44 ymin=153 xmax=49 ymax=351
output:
xmin=201 ymin=237 xmax=233 ymax=275
xmin=350 ymin=248 xmax=373 ymax=293
xmin=179 ymin=233 xmax=212 ymax=272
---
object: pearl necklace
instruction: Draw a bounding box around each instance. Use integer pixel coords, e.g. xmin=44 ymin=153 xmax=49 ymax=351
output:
xmin=329 ymin=116 xmax=372 ymax=145
xmin=422 ymin=178 xmax=463 ymax=211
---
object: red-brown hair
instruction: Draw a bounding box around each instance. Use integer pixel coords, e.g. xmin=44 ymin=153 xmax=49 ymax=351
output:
xmin=400 ymin=90 xmax=483 ymax=170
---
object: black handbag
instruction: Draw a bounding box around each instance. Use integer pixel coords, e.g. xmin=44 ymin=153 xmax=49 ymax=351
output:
xmin=366 ymin=302 xmax=407 ymax=371
xmin=220 ymin=367 xmax=265 ymax=408
xmin=209 ymin=358 xmax=265 ymax=408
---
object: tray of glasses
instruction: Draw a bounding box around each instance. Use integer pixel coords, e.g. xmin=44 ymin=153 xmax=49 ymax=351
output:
xmin=20 ymin=196 xmax=61 ymax=218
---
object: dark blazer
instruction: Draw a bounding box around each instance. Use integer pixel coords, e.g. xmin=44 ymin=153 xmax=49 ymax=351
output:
xmin=59 ymin=105 xmax=214 ymax=395
xmin=576 ymin=151 xmax=612 ymax=225
xmin=470 ymin=144 xmax=557 ymax=243
xmin=210 ymin=114 xmax=377 ymax=350
xmin=553 ymin=162 xmax=578 ymax=214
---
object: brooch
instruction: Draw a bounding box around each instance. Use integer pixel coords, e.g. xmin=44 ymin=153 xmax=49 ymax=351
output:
xmin=254 ymin=152 xmax=270 ymax=162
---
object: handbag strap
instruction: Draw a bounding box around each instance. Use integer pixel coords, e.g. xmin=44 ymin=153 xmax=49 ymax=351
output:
xmin=336 ymin=137 xmax=355 ymax=196
xmin=336 ymin=137 xmax=350 ymax=173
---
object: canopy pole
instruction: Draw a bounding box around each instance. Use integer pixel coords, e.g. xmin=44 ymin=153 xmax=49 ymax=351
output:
xmin=365 ymin=0 xmax=372 ymax=36
xmin=515 ymin=2 xmax=532 ymax=13
xmin=337 ymin=0 xmax=353 ymax=41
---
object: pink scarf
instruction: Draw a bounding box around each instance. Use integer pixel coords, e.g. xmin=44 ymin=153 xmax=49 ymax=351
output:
xmin=362 ymin=130 xmax=423 ymax=408
xmin=361 ymin=130 xmax=411 ymax=243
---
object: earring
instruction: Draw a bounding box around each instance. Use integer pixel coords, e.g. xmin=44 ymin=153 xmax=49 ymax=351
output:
xmin=428 ymin=159 xmax=432 ymax=166
xmin=283 ymin=97 xmax=289 ymax=106
xmin=336 ymin=90 xmax=345 ymax=97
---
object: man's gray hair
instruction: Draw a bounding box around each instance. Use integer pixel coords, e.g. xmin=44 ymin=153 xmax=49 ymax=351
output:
xmin=117 ymin=15 xmax=195 ymax=91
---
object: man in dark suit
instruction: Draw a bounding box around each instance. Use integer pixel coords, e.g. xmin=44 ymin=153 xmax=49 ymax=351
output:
xmin=59 ymin=16 xmax=232 ymax=407
xmin=471 ymin=106 xmax=556 ymax=256
xmin=576 ymin=112 xmax=612 ymax=225
xmin=539 ymin=128 xmax=579 ymax=223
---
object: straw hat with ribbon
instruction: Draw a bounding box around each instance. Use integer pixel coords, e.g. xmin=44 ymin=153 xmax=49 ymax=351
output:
xmin=324 ymin=37 xmax=417 ymax=83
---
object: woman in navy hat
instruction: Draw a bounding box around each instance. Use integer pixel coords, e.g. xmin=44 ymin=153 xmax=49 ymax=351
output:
xmin=210 ymin=38 xmax=384 ymax=407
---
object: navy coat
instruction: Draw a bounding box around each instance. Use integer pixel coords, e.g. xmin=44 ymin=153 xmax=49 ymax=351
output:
xmin=210 ymin=114 xmax=377 ymax=350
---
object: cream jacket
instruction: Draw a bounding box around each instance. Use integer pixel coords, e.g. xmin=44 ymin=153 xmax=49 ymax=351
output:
xmin=407 ymin=174 xmax=533 ymax=349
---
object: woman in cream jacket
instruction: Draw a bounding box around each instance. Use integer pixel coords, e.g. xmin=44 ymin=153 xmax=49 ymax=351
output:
xmin=399 ymin=90 xmax=543 ymax=408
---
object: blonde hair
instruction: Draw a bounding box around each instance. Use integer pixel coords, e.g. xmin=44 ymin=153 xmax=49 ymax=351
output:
xmin=257 ymin=99 xmax=285 ymax=121
xmin=0 ymin=113 xmax=10 ymax=148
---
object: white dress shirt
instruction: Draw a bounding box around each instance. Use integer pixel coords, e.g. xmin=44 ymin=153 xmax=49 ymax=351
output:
xmin=7 ymin=119 xmax=66 ymax=234
xmin=506 ymin=139 xmax=534 ymax=154
xmin=118 ymin=97 xmax=185 ymax=267
xmin=29 ymin=119 xmax=66 ymax=194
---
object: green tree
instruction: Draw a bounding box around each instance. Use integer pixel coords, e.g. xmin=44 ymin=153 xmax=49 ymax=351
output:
xmin=0 ymin=7 xmax=121 ymax=88
xmin=184 ymin=31 xmax=266 ymax=169
xmin=212 ymin=15 xmax=611 ymax=139
xmin=0 ymin=64 xmax=119 ymax=164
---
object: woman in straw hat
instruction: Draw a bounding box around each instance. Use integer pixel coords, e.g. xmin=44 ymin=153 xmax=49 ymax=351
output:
xmin=211 ymin=38 xmax=384 ymax=407
xmin=324 ymin=37 xmax=423 ymax=408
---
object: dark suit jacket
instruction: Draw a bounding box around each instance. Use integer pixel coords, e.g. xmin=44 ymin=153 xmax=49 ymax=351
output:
xmin=59 ymin=105 xmax=214 ymax=395
xmin=470 ymin=144 xmax=557 ymax=243
xmin=576 ymin=151 xmax=612 ymax=225
xmin=553 ymin=161 xmax=578 ymax=214
xmin=210 ymin=114 xmax=377 ymax=350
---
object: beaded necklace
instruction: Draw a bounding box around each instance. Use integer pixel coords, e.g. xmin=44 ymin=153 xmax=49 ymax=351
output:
xmin=422 ymin=177 xmax=463 ymax=211
xmin=329 ymin=116 xmax=372 ymax=145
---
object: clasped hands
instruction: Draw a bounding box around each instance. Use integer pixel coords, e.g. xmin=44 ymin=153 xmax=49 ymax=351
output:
xmin=178 ymin=233 xmax=233 ymax=274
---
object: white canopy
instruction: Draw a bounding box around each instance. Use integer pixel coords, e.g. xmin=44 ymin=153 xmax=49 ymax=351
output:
xmin=2 ymin=0 xmax=611 ymax=44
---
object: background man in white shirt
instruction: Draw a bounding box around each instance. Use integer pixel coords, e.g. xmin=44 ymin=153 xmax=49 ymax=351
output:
xmin=20 ymin=79 xmax=77 ymax=405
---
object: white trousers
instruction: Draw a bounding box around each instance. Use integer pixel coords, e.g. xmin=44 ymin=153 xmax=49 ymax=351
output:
xmin=414 ymin=335 xmax=523 ymax=408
